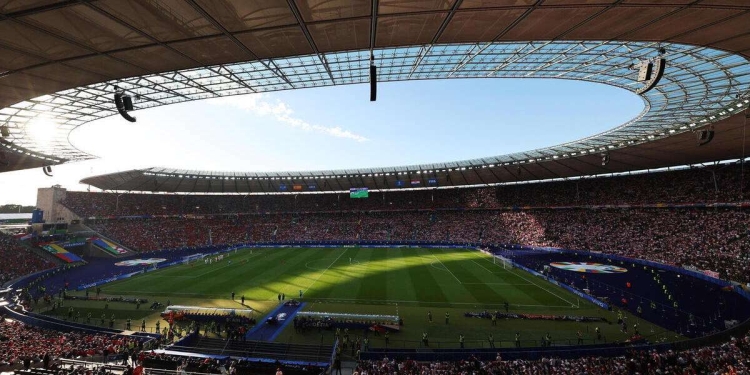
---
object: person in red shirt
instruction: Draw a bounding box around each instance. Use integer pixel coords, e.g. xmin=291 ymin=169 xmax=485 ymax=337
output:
xmin=133 ymin=363 xmax=144 ymax=375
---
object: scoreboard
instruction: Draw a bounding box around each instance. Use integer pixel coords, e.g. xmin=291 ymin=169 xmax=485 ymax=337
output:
xmin=349 ymin=187 xmax=369 ymax=198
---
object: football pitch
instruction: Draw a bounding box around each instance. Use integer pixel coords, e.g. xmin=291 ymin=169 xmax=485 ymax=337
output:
xmin=55 ymin=247 xmax=676 ymax=348
xmin=104 ymin=247 xmax=577 ymax=309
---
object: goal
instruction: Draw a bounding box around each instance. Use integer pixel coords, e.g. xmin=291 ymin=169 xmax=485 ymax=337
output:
xmin=494 ymin=255 xmax=514 ymax=270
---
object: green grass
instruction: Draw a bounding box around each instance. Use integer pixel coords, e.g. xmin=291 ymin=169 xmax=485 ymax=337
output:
xmin=44 ymin=247 xmax=680 ymax=347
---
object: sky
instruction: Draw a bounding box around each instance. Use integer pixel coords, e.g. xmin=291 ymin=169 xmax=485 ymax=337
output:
xmin=0 ymin=78 xmax=644 ymax=205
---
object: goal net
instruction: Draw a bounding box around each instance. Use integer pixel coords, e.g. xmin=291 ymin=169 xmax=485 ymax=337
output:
xmin=477 ymin=247 xmax=514 ymax=270
xmin=494 ymin=255 xmax=514 ymax=270
xmin=182 ymin=253 xmax=205 ymax=265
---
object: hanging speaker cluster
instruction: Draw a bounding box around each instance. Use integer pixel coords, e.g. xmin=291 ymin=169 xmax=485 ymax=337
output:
xmin=42 ymin=165 xmax=53 ymax=176
xmin=114 ymin=86 xmax=137 ymax=122
xmin=601 ymin=153 xmax=610 ymax=166
xmin=635 ymin=56 xmax=666 ymax=95
xmin=370 ymin=53 xmax=377 ymax=102
xmin=0 ymin=125 xmax=9 ymax=138
xmin=696 ymin=126 xmax=715 ymax=146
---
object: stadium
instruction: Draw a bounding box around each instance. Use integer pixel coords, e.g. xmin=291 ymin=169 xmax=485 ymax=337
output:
xmin=1 ymin=1 xmax=750 ymax=374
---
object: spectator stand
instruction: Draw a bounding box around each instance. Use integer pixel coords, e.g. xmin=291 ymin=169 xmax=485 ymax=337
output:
xmin=495 ymin=247 xmax=750 ymax=338
xmin=1 ymin=303 xmax=160 ymax=344
xmin=4 ymin=239 xmax=750 ymax=366
xmin=163 ymin=339 xmax=334 ymax=373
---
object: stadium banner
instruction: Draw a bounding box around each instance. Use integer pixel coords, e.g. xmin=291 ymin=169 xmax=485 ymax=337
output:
xmin=62 ymin=241 xmax=86 ymax=248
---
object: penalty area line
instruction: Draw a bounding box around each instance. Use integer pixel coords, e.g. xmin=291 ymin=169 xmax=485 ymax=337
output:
xmin=428 ymin=250 xmax=463 ymax=285
xmin=489 ymin=261 xmax=578 ymax=307
xmin=470 ymin=259 xmax=506 ymax=275
xmin=301 ymin=248 xmax=348 ymax=296
xmin=190 ymin=251 xmax=265 ymax=278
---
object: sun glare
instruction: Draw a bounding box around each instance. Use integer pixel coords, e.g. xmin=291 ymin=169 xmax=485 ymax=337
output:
xmin=24 ymin=118 xmax=59 ymax=147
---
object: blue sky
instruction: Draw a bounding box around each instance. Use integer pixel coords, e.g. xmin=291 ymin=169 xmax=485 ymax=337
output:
xmin=0 ymin=78 xmax=643 ymax=205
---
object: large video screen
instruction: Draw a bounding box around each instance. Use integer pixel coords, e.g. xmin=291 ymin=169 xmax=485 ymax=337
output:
xmin=349 ymin=187 xmax=369 ymax=198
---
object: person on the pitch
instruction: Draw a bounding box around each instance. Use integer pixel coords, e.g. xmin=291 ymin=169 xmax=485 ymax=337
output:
xmin=504 ymin=301 xmax=509 ymax=312
xmin=491 ymin=312 xmax=497 ymax=326
xmin=231 ymin=292 xmax=235 ymax=300
xmin=515 ymin=332 xmax=521 ymax=348
xmin=422 ymin=332 xmax=428 ymax=347
xmin=427 ymin=311 xmax=432 ymax=323
xmin=445 ymin=312 xmax=449 ymax=325
xmin=488 ymin=333 xmax=495 ymax=348
xmin=459 ymin=334 xmax=465 ymax=348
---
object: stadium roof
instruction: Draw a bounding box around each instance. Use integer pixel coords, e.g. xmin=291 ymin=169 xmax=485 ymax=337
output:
xmin=1 ymin=0 xmax=750 ymax=191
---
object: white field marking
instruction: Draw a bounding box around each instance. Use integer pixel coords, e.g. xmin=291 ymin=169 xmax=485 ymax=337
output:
xmin=116 ymin=252 xmax=265 ymax=279
xmin=461 ymin=282 xmax=534 ymax=285
xmin=304 ymin=260 xmax=330 ymax=272
xmin=302 ymin=248 xmax=348 ymax=295
xmin=140 ymin=274 xmax=195 ymax=278
xmin=307 ymin=256 xmax=365 ymax=272
xmin=429 ymin=261 xmax=452 ymax=273
xmin=484 ymin=255 xmax=578 ymax=307
xmin=470 ymin=259 xmax=506 ymax=275
xmin=478 ymin=256 xmax=532 ymax=281
xmin=189 ymin=252 xmax=265 ymax=278
xmin=102 ymin=290 xmax=223 ymax=297
xmin=304 ymin=297 xmax=576 ymax=309
xmin=429 ymin=250 xmax=463 ymax=284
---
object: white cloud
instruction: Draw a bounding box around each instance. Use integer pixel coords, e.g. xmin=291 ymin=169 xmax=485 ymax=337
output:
xmin=210 ymin=94 xmax=368 ymax=142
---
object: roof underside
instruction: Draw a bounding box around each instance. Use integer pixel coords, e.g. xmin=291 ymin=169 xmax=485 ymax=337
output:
xmin=1 ymin=0 xmax=750 ymax=189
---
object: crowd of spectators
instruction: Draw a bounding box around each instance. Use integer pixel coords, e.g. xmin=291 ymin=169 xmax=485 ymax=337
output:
xmin=357 ymin=331 xmax=750 ymax=374
xmin=89 ymin=209 xmax=750 ymax=283
xmin=0 ymin=319 xmax=136 ymax=369
xmin=62 ymin=163 xmax=749 ymax=217
xmin=55 ymin=162 xmax=750 ymax=283
xmin=141 ymin=350 xmax=326 ymax=375
xmin=0 ymin=232 xmax=55 ymax=285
